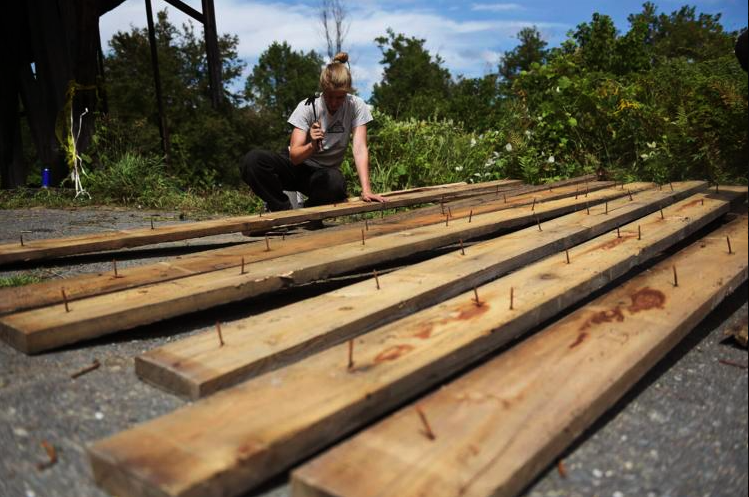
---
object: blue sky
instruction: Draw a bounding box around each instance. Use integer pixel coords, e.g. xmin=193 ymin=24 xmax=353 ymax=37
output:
xmin=100 ymin=0 xmax=748 ymax=100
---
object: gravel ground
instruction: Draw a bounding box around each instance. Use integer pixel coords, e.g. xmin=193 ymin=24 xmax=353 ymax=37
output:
xmin=0 ymin=207 xmax=746 ymax=497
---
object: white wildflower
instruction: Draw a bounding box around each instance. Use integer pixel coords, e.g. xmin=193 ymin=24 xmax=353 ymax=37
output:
xmin=505 ymin=143 xmax=513 ymax=152
xmin=455 ymin=166 xmax=464 ymax=172
xmin=547 ymin=155 xmax=555 ymax=163
xmin=470 ymin=138 xmax=477 ymax=147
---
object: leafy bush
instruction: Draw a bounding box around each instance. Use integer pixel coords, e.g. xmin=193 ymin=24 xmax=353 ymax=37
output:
xmin=340 ymin=111 xmax=512 ymax=195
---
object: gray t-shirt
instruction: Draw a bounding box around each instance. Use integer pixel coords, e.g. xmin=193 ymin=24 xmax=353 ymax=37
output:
xmin=287 ymin=94 xmax=373 ymax=168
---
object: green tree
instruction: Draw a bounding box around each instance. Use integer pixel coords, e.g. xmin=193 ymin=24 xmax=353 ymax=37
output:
xmin=245 ymin=41 xmax=324 ymax=119
xmin=446 ymin=74 xmax=504 ymax=132
xmin=572 ymin=13 xmax=619 ymax=72
xmin=499 ymin=26 xmax=548 ymax=81
xmin=370 ymin=29 xmax=452 ymax=119
xmin=627 ymin=3 xmax=736 ymax=62
xmin=103 ymin=9 xmax=256 ymax=186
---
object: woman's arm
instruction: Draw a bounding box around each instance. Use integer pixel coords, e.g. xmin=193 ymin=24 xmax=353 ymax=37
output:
xmin=289 ymin=124 xmax=324 ymax=165
xmin=352 ymin=124 xmax=386 ymax=203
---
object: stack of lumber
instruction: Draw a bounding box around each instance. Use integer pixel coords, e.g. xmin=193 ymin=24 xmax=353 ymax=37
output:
xmin=0 ymin=177 xmax=745 ymax=497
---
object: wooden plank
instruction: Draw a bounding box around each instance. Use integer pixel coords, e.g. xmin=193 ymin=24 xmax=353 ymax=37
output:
xmin=291 ymin=213 xmax=748 ymax=497
xmin=136 ymin=185 xmax=719 ymax=399
xmin=86 ymin=187 xmax=734 ymax=497
xmin=0 ymin=177 xmax=607 ymax=315
xmin=0 ymin=179 xmax=524 ymax=265
xmin=1 ymin=181 xmax=667 ymax=354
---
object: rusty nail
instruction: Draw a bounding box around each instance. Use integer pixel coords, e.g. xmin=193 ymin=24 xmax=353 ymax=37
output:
xmin=373 ymin=269 xmax=380 ymax=290
xmin=113 ymin=259 xmax=119 ymax=278
xmin=20 ymin=233 xmax=24 ymax=246
xmin=672 ymin=265 xmax=678 ymax=287
xmin=150 ymin=217 xmax=154 ymax=230
xmin=638 ymin=225 xmax=642 ymax=240
xmin=447 ymin=206 xmax=453 ymax=219
xmin=282 ymin=230 xmax=287 ymax=241
xmin=265 ymin=235 xmax=271 ymax=251
xmin=575 ymin=188 xmax=579 ymax=200
xmin=726 ymin=236 xmax=733 ymax=255
xmin=61 ymin=288 xmax=70 ymax=313
xmin=347 ymin=339 xmax=355 ymax=370
xmin=361 ymin=228 xmax=366 ymax=245
xmin=509 ymin=286 xmax=515 ymax=309
xmin=459 ymin=239 xmax=465 ymax=256
xmin=37 ymin=440 xmax=58 ymax=470
xmin=504 ymin=194 xmax=507 ymax=204
xmin=536 ymin=216 xmax=542 ymax=232
xmin=669 ymin=182 xmax=674 ymax=192
xmin=216 ymin=321 xmax=224 ymax=347
xmin=586 ymin=203 xmax=590 ymax=215
xmin=440 ymin=198 xmax=445 ymax=215
xmin=416 ymin=406 xmax=436 ymax=441
xmin=241 ymin=257 xmax=245 ymax=275
xmin=531 ymin=197 xmax=536 ymax=211
xmin=473 ymin=287 xmax=482 ymax=307
xmin=445 ymin=214 xmax=449 ymax=227
xmin=605 ymin=201 xmax=609 ymax=215
xmin=365 ymin=219 xmax=369 ymax=231
xmin=660 ymin=208 xmax=665 ymax=220
xmin=565 ymin=249 xmax=570 ymax=264
xmin=70 ymin=359 xmax=101 ymax=379
xmin=557 ymin=459 xmax=568 ymax=479
xmin=628 ymin=190 xmax=633 ymax=201
xmin=701 ymin=198 xmax=704 ymax=206
xmin=468 ymin=210 xmax=473 ymax=223
xmin=585 ymin=187 xmax=588 ymax=198
xmin=617 ymin=227 xmax=621 ymax=239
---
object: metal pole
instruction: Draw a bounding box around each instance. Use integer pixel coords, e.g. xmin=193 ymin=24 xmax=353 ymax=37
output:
xmin=144 ymin=0 xmax=170 ymax=162
xmin=201 ymin=0 xmax=222 ymax=109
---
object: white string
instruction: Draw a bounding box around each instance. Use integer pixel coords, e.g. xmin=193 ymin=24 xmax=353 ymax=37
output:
xmin=71 ymin=107 xmax=91 ymax=199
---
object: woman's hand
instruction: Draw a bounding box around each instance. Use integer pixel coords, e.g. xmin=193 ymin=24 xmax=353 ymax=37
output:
xmin=361 ymin=191 xmax=387 ymax=203
xmin=310 ymin=122 xmax=324 ymax=151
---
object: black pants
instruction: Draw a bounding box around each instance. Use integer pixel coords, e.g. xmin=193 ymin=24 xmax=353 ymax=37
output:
xmin=239 ymin=149 xmax=347 ymax=211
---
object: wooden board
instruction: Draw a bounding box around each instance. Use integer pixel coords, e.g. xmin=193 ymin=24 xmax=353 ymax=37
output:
xmin=136 ymin=185 xmax=723 ymax=399
xmin=0 ymin=179 xmax=523 ymax=265
xmin=87 ymin=187 xmax=732 ymax=497
xmin=291 ymin=213 xmax=748 ymax=497
xmin=1 ymin=182 xmax=669 ymax=354
xmin=0 ymin=178 xmax=607 ymax=315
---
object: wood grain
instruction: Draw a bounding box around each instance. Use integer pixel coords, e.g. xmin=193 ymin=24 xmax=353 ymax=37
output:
xmin=0 ymin=180 xmax=523 ymax=265
xmin=87 ymin=186 xmax=732 ymax=497
xmin=136 ymin=184 xmax=718 ymax=399
xmin=291 ymin=213 xmax=748 ymax=497
xmin=2 ymin=182 xmax=667 ymax=354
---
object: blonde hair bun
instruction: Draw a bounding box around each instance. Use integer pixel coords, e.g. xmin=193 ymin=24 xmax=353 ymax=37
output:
xmin=320 ymin=52 xmax=353 ymax=92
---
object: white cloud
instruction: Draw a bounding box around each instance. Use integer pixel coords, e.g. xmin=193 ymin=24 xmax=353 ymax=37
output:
xmin=99 ymin=0 xmax=569 ymax=99
xmin=471 ymin=3 xmax=524 ymax=12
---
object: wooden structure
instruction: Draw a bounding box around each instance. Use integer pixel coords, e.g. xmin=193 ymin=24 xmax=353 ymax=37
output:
xmin=0 ymin=0 xmax=221 ymax=188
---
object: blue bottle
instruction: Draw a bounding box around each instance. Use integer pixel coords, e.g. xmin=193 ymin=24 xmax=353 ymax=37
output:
xmin=42 ymin=168 xmax=50 ymax=188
